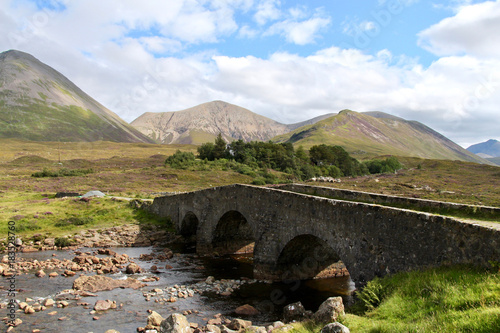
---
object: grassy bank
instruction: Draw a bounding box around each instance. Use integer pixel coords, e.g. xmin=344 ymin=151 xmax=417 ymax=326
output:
xmin=0 ymin=192 xmax=169 ymax=245
xmin=283 ymin=265 xmax=500 ymax=333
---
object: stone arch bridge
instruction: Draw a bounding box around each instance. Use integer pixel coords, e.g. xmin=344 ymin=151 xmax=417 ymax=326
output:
xmin=148 ymin=184 xmax=499 ymax=284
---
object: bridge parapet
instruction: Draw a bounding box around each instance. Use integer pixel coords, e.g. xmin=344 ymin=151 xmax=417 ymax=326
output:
xmin=275 ymin=184 xmax=500 ymax=221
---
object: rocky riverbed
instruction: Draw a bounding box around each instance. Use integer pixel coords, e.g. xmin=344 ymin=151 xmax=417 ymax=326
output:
xmin=3 ymin=223 xmax=176 ymax=253
xmin=1 ymin=224 xmax=355 ymax=332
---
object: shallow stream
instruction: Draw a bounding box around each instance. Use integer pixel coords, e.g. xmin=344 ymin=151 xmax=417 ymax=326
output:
xmin=1 ymin=246 xmax=355 ymax=332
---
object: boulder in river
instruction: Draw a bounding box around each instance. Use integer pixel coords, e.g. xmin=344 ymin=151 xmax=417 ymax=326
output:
xmin=235 ymin=304 xmax=259 ymax=316
xmin=35 ymin=269 xmax=46 ymax=278
xmin=206 ymin=324 xmax=221 ymax=333
xmin=227 ymin=318 xmax=252 ymax=331
xmin=160 ymin=313 xmax=193 ymax=333
xmin=283 ymin=301 xmax=307 ymax=323
xmin=94 ymin=300 xmax=116 ymax=311
xmin=43 ymin=298 xmax=55 ymax=307
xmin=125 ymin=263 xmax=142 ymax=274
xmin=73 ymin=275 xmax=146 ymax=292
xmin=148 ymin=310 xmax=165 ymax=327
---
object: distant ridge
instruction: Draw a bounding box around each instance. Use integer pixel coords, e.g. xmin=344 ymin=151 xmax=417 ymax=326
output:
xmin=467 ymin=139 xmax=500 ymax=158
xmin=272 ymin=110 xmax=489 ymax=163
xmin=0 ymin=49 xmax=154 ymax=143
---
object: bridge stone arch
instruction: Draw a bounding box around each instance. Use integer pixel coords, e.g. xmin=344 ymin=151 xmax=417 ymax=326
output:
xmin=212 ymin=210 xmax=256 ymax=255
xmin=180 ymin=211 xmax=199 ymax=237
xmin=275 ymin=234 xmax=346 ymax=280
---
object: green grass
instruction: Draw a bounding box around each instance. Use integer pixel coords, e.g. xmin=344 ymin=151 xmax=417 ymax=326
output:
xmin=0 ymin=139 xmax=196 ymax=162
xmin=280 ymin=266 xmax=500 ymax=333
xmin=487 ymin=157 xmax=500 ymax=166
xmin=343 ymin=265 xmax=500 ymax=333
xmin=0 ymin=192 xmax=170 ymax=241
xmin=179 ymin=129 xmax=218 ymax=145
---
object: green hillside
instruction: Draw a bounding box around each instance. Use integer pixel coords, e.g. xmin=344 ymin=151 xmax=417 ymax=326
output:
xmin=272 ymin=110 xmax=488 ymax=163
xmin=0 ymin=50 xmax=154 ymax=143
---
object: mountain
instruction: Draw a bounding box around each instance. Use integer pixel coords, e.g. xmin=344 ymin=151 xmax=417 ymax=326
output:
xmin=0 ymin=50 xmax=154 ymax=143
xmin=131 ymin=100 xmax=290 ymax=144
xmin=131 ymin=100 xmax=336 ymax=144
xmin=467 ymin=139 xmax=500 ymax=158
xmin=272 ymin=110 xmax=489 ymax=164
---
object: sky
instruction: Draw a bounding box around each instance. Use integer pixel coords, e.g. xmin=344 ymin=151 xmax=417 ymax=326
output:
xmin=0 ymin=0 xmax=499 ymax=148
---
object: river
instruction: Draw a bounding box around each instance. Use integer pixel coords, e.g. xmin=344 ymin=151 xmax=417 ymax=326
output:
xmin=1 ymin=246 xmax=355 ymax=332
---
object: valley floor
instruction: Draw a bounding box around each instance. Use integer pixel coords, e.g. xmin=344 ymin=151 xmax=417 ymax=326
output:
xmin=1 ymin=139 xmax=499 ymax=332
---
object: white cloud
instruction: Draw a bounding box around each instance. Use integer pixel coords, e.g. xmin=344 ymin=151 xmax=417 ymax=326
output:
xmin=267 ymin=16 xmax=331 ymax=45
xmin=418 ymin=0 xmax=500 ymax=57
xmin=238 ymin=25 xmax=259 ymax=38
xmin=254 ymin=0 xmax=281 ymax=25
xmin=139 ymin=36 xmax=183 ymax=54
xmin=342 ymin=17 xmax=379 ymax=37
xmin=210 ymin=48 xmax=499 ymax=146
xmin=359 ymin=20 xmax=376 ymax=31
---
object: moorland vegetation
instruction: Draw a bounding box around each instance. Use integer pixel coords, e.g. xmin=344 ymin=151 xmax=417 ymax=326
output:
xmin=165 ymin=134 xmax=402 ymax=184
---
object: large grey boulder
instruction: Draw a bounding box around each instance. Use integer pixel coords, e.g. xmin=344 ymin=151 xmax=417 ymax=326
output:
xmin=82 ymin=190 xmax=105 ymax=198
xmin=125 ymin=263 xmax=142 ymax=274
xmin=283 ymin=301 xmax=307 ymax=323
xmin=160 ymin=313 xmax=193 ymax=333
xmin=313 ymin=297 xmax=345 ymax=324
xmin=320 ymin=322 xmax=350 ymax=333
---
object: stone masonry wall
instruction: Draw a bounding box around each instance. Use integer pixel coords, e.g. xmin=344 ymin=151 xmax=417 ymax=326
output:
xmin=148 ymin=184 xmax=500 ymax=285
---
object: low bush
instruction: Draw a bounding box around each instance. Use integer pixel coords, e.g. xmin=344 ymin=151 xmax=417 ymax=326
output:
xmin=55 ymin=216 xmax=93 ymax=228
xmin=32 ymin=168 xmax=94 ymax=177
xmin=252 ymin=177 xmax=266 ymax=185
xmin=363 ymin=156 xmax=402 ymax=174
xmin=165 ymin=150 xmax=196 ymax=169
xmin=54 ymin=237 xmax=74 ymax=248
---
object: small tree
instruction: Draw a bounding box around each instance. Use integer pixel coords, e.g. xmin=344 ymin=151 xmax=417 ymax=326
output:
xmin=213 ymin=133 xmax=227 ymax=160
xmin=197 ymin=142 xmax=215 ymax=160
xmin=295 ymin=145 xmax=308 ymax=162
